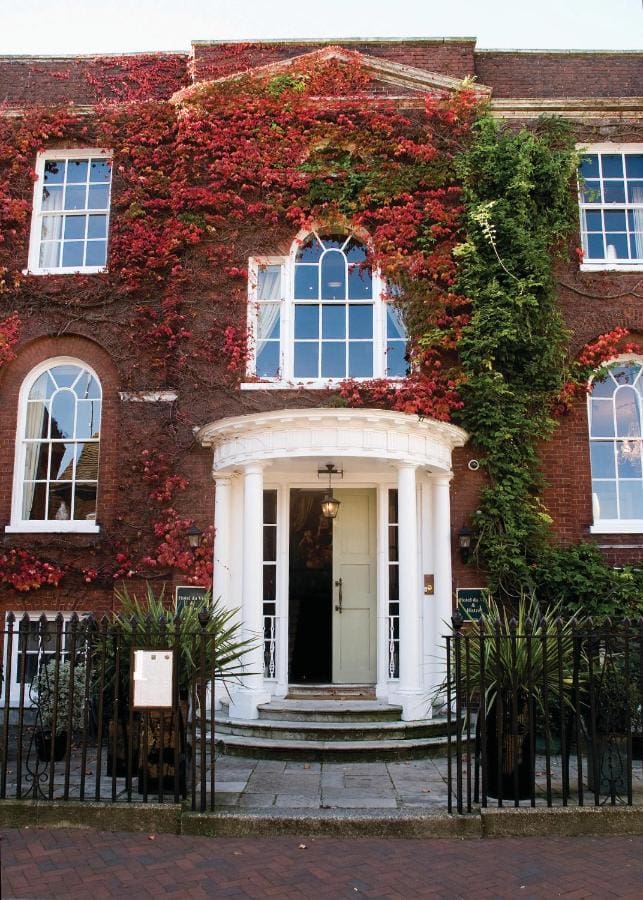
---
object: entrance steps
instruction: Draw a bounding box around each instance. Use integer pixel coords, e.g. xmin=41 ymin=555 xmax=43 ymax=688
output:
xmin=214 ymin=699 xmax=456 ymax=761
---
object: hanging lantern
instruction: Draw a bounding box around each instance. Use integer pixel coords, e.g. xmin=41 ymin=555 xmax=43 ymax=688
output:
xmin=318 ymin=463 xmax=342 ymax=519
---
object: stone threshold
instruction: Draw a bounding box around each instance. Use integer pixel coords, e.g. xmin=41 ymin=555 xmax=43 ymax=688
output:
xmin=1 ymin=800 xmax=642 ymax=840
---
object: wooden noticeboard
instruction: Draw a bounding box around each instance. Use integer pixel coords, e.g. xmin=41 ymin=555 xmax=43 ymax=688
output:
xmin=456 ymin=587 xmax=489 ymax=622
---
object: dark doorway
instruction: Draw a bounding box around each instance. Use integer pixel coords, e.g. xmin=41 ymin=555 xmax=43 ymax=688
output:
xmin=288 ymin=489 xmax=332 ymax=682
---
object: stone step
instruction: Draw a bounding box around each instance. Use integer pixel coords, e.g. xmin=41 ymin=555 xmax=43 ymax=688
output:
xmin=257 ymin=700 xmax=403 ymax=723
xmin=213 ymin=732 xmax=452 ymax=762
xmin=214 ymin=715 xmax=451 ymax=743
xmin=286 ymin=685 xmax=377 ymax=700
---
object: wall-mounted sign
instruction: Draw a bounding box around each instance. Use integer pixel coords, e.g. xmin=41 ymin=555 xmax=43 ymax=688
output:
xmin=456 ymin=587 xmax=489 ymax=622
xmin=131 ymin=649 xmax=174 ymax=709
xmin=423 ymin=574 xmax=435 ymax=595
xmin=175 ymin=585 xmax=208 ymax=612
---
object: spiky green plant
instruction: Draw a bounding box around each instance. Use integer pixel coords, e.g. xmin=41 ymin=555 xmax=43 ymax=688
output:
xmin=459 ymin=593 xmax=579 ymax=714
xmin=101 ymin=584 xmax=256 ymax=697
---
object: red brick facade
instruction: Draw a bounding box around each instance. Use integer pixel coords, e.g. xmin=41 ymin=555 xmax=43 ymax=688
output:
xmin=0 ymin=37 xmax=641 ymax=619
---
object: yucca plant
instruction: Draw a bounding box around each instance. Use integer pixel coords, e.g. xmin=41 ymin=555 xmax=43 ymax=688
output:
xmin=463 ymin=593 xmax=579 ymax=714
xmin=100 ymin=583 xmax=256 ymax=697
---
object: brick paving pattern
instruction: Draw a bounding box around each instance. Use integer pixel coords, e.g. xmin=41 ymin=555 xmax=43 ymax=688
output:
xmin=1 ymin=829 xmax=643 ymax=898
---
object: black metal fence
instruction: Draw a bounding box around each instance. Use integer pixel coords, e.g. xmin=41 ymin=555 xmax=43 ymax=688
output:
xmin=445 ymin=614 xmax=643 ymax=813
xmin=0 ymin=612 xmax=217 ymax=811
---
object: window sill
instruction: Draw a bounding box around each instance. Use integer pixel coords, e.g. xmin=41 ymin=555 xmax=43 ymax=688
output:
xmin=22 ymin=267 xmax=107 ymax=276
xmin=580 ymin=263 xmax=643 ymax=273
xmin=240 ymin=378 xmax=405 ymax=391
xmin=590 ymin=521 xmax=643 ymax=534
xmin=5 ymin=522 xmax=100 ymax=535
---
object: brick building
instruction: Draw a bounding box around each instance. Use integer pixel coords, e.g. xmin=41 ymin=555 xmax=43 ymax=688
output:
xmin=0 ymin=39 xmax=641 ymax=722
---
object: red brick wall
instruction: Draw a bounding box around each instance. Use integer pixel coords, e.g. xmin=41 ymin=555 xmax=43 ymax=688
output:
xmin=474 ymin=51 xmax=643 ymax=98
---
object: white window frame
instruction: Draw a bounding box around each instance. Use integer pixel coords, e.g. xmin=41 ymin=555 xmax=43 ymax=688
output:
xmin=578 ymin=143 xmax=643 ymax=273
xmin=588 ymin=355 xmax=643 ymax=534
xmin=26 ymin=148 xmax=113 ymax=276
xmin=1 ymin=612 xmax=88 ymax=707
xmin=244 ymin=232 xmax=405 ymax=389
xmin=6 ymin=356 xmax=101 ymax=534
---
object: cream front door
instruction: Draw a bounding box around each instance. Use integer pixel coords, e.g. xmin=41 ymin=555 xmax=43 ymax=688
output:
xmin=331 ymin=489 xmax=377 ymax=683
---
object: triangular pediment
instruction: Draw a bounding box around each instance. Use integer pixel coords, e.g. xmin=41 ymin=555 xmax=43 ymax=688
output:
xmin=175 ymin=45 xmax=491 ymax=104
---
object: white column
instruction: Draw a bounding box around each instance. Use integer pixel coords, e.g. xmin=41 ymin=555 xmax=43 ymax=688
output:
xmin=375 ymin=484 xmax=390 ymax=700
xmin=428 ymin=473 xmax=454 ymax=709
xmin=212 ymin=474 xmax=232 ymax=611
xmin=228 ymin=462 xmax=270 ymax=720
xmin=394 ymin=463 xmax=425 ymax=720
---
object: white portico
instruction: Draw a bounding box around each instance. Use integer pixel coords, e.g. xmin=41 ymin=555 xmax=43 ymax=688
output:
xmin=197 ymin=408 xmax=467 ymax=721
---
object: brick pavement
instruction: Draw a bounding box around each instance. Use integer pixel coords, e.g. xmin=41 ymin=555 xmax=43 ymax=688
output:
xmin=1 ymin=829 xmax=642 ymax=899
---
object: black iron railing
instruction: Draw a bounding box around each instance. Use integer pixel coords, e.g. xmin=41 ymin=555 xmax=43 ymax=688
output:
xmin=445 ymin=615 xmax=643 ymax=813
xmin=0 ymin=611 xmax=217 ymax=811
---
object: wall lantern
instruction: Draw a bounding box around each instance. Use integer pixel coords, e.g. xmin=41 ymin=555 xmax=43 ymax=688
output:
xmin=457 ymin=524 xmax=474 ymax=564
xmin=186 ymin=524 xmax=204 ymax=549
xmin=318 ymin=463 xmax=342 ymax=519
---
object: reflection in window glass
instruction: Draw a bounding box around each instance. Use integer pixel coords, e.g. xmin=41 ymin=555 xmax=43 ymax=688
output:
xmin=20 ymin=363 xmax=101 ymax=522
xmin=589 ymin=361 xmax=643 ymax=521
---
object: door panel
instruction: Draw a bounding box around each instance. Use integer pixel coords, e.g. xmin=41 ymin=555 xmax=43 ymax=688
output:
xmin=332 ymin=489 xmax=377 ymax=683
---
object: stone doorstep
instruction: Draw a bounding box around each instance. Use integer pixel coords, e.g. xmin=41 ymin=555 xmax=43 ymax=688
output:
xmin=1 ymin=801 xmax=642 ymax=840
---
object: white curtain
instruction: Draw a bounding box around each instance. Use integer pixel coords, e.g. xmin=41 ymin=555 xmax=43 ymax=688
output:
xmin=257 ymin=303 xmax=280 ymax=357
xmin=257 ymin=266 xmax=282 ymax=301
xmin=387 ymin=303 xmax=407 ymax=340
xmin=39 ymin=187 xmax=64 ymax=268
xmin=23 ymin=401 xmax=47 ymax=518
xmin=632 ymin=184 xmax=643 ymax=260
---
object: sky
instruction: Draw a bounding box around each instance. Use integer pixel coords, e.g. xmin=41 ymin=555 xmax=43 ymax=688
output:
xmin=0 ymin=0 xmax=641 ymax=55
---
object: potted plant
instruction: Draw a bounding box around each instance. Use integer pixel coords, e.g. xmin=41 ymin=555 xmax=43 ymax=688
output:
xmin=32 ymin=659 xmax=87 ymax=763
xmin=100 ymin=584 xmax=254 ymax=792
xmin=458 ymin=594 xmax=578 ymax=801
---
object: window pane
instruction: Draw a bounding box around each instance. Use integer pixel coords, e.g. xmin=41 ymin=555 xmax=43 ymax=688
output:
xmin=263 ymin=527 xmax=277 ymax=563
xmin=263 ymin=490 xmax=277 ymax=525
xmin=617 ymin=444 xmax=642 ymax=478
xmin=388 ymin=524 xmax=399 ymax=561
xmin=87 ymin=215 xmax=107 ymax=238
xmin=321 ymin=342 xmax=345 ymax=377
xmin=593 ymin=481 xmax=617 ymax=520
xmin=64 ymin=216 xmax=85 ymax=239
xmin=388 ymin=489 xmax=398 ymax=524
xmin=47 ymin=482 xmax=72 ymax=520
xmin=257 ymin=265 xmax=282 ymax=301
xmin=294 ymin=265 xmax=318 ymax=299
xmin=349 ymin=341 xmax=373 ymax=377
xmin=619 ymin=480 xmax=643 ymax=519
xmin=87 ymin=184 xmax=110 ymax=210
xmin=585 ymin=233 xmax=604 ymax=258
xmin=51 ymin=365 xmax=81 ymax=388
xmin=85 ymin=241 xmax=107 ymax=266
xmin=583 ymin=210 xmax=602 ymax=232
xmin=389 ymin=566 xmax=399 ymax=603
xmin=256 ymin=342 xmax=279 ymax=377
xmin=579 ymin=154 xmax=599 ymax=179
xmin=52 ymin=443 xmax=76 ymax=480
xmin=297 ymin=234 xmax=324 ymax=262
xmin=62 ymin=241 xmax=84 ymax=267
xmin=44 ymin=159 xmax=65 ymax=184
xmin=25 ymin=401 xmax=49 ymax=438
xmin=387 ymin=341 xmax=408 ymax=377
xmin=601 ymin=154 xmax=623 ymax=178
xmin=294 ymin=305 xmax=318 ymax=339
xmin=581 ymin=180 xmax=601 ymax=204
xmin=263 ymin=565 xmax=276 ymax=604
xmin=64 ymin=185 xmax=86 ymax=210
xmin=50 ymin=389 xmax=75 ymax=439
xmin=612 ymin=364 xmax=639 ymax=386
xmin=603 ymin=182 xmax=626 ymax=204
xmin=605 ymin=234 xmax=629 ymax=259
xmin=74 ymin=442 xmax=99 ymax=481
xmin=322 ymin=304 xmax=345 ymax=339
xmin=627 ymin=181 xmax=643 ymax=203
xmin=344 ymin=238 xmax=367 ymax=262
xmin=629 ymin=233 xmax=643 ymax=259
xmin=73 ymin=482 xmax=97 ymax=520
xmin=24 ymin=442 xmax=50 ymax=481
xmin=590 ymin=373 xmax=615 ymax=398
xmin=39 ymin=242 xmax=60 ymax=267
xmin=41 ymin=185 xmax=63 ymax=211
xmin=23 ymin=482 xmax=46 ymax=520
xmin=349 ymin=305 xmax=373 ymax=339
xmin=604 ymin=211 xmax=626 ymax=231
xmin=590 ymin=399 xmax=614 ymax=437
xmin=294 ymin=343 xmax=318 ymax=378
xmin=590 ymin=441 xmax=616 ymax=478
xmin=321 ymin=250 xmax=346 ymax=300
xmin=615 ymin=386 xmax=641 ymax=437
xmin=348 ymin=265 xmax=373 ymax=299
xmin=89 ymin=159 xmax=112 ymax=182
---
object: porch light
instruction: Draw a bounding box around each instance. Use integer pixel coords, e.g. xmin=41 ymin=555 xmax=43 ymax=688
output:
xmin=186 ymin=524 xmax=204 ymax=549
xmin=457 ymin=524 xmax=474 ymax=564
xmin=318 ymin=463 xmax=342 ymax=519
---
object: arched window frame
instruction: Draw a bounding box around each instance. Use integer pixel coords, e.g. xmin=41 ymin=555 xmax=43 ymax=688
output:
xmin=588 ymin=354 xmax=643 ymax=534
xmin=7 ymin=357 xmax=102 ymax=534
xmin=244 ymin=230 xmax=408 ymax=388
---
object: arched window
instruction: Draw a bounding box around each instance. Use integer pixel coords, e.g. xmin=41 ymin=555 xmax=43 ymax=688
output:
xmin=588 ymin=359 xmax=643 ymax=528
xmin=10 ymin=359 xmax=102 ymax=532
xmin=249 ymin=232 xmax=408 ymax=384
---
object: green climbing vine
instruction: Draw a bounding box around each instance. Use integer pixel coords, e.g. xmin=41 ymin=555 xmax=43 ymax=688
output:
xmin=453 ymin=115 xmax=643 ymax=616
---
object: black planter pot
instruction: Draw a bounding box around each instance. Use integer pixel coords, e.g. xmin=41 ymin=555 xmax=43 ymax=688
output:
xmin=483 ymin=696 xmax=534 ymax=801
xmin=35 ymin=728 xmax=67 ymax=763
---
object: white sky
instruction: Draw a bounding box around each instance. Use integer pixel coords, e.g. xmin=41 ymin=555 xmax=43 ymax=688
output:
xmin=0 ymin=0 xmax=641 ymax=55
